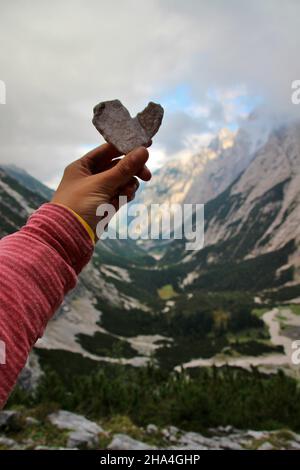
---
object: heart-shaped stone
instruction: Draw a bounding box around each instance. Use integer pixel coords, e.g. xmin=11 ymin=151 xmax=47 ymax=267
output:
xmin=92 ymin=99 xmax=164 ymax=154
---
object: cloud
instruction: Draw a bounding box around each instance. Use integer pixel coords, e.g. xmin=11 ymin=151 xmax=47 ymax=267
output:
xmin=155 ymin=109 xmax=209 ymax=154
xmin=0 ymin=0 xmax=299 ymax=186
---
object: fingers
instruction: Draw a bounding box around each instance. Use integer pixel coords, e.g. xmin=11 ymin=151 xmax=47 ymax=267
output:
xmin=80 ymin=143 xmax=122 ymax=173
xmin=120 ymin=177 xmax=140 ymax=200
xmin=110 ymin=177 xmax=140 ymax=211
xmin=106 ymin=158 xmax=151 ymax=182
xmin=80 ymin=144 xmax=152 ymax=181
xmin=137 ymin=164 xmax=152 ymax=181
xmin=100 ymin=147 xmax=149 ymax=189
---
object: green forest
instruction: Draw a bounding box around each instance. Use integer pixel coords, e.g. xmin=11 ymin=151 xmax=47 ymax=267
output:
xmin=8 ymin=362 xmax=300 ymax=434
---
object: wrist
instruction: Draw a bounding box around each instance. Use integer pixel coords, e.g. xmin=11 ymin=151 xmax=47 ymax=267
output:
xmin=25 ymin=203 xmax=94 ymax=274
xmin=50 ymin=203 xmax=95 ymax=244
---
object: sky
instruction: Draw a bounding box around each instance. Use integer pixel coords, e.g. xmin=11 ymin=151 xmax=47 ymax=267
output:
xmin=0 ymin=0 xmax=300 ymax=188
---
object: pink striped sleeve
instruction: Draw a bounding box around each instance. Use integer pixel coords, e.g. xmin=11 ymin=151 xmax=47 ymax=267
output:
xmin=0 ymin=203 xmax=94 ymax=407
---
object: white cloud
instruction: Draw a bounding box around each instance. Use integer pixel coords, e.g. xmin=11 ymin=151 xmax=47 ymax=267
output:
xmin=0 ymin=0 xmax=299 ymax=186
xmin=183 ymin=133 xmax=214 ymax=152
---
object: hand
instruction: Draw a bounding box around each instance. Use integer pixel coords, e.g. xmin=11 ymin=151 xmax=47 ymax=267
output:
xmin=51 ymin=143 xmax=151 ymax=236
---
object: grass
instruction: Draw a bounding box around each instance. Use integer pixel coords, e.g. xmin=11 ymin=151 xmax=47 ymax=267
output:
xmin=227 ymin=327 xmax=270 ymax=343
xmin=155 ymin=335 xmax=229 ymax=370
xmin=0 ymin=411 xmax=168 ymax=449
xmin=4 ymin=414 xmax=69 ymax=449
xmin=7 ymin=363 xmax=300 ymax=435
xmin=101 ymin=415 xmax=167 ymax=447
xmin=252 ymin=308 xmax=269 ymax=318
xmin=77 ymin=331 xmax=137 ymax=359
xmin=35 ymin=348 xmax=105 ymax=385
xmin=285 ymin=304 xmax=300 ymax=316
xmin=246 ymin=429 xmax=296 ymax=450
xmin=230 ymin=340 xmax=283 ymax=356
xmin=157 ymin=284 xmax=178 ymax=300
xmin=1 ymin=405 xmax=110 ymax=450
xmin=276 ymin=313 xmax=288 ymax=322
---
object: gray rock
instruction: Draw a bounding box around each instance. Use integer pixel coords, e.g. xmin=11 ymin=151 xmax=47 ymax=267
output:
xmin=170 ymin=430 xmax=243 ymax=450
xmin=48 ymin=410 xmax=105 ymax=449
xmin=168 ymin=445 xmax=212 ymax=450
xmin=67 ymin=430 xmax=99 ymax=449
xmin=178 ymin=431 xmax=218 ymax=449
xmin=216 ymin=425 xmax=228 ymax=433
xmin=161 ymin=428 xmax=170 ymax=439
xmin=146 ymin=424 xmax=158 ymax=434
xmin=34 ymin=445 xmax=76 ymax=450
xmin=216 ymin=437 xmax=243 ymax=450
xmin=18 ymin=351 xmax=43 ymax=392
xmin=257 ymin=441 xmax=274 ymax=450
xmin=289 ymin=441 xmax=300 ymax=450
xmin=245 ymin=430 xmax=268 ymax=440
xmin=166 ymin=425 xmax=180 ymax=436
xmin=25 ymin=417 xmax=39 ymax=426
xmin=0 ymin=436 xmax=17 ymax=448
xmin=223 ymin=425 xmax=234 ymax=433
xmin=108 ymin=434 xmax=155 ymax=450
xmin=23 ymin=438 xmax=35 ymax=446
xmin=0 ymin=410 xmax=20 ymax=430
xmin=48 ymin=410 xmax=104 ymax=434
xmin=93 ymin=99 xmax=164 ymax=154
xmin=161 ymin=426 xmax=180 ymax=443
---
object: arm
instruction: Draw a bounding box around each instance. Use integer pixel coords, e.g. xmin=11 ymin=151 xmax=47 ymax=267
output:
xmin=0 ymin=203 xmax=93 ymax=407
xmin=0 ymin=143 xmax=150 ymax=407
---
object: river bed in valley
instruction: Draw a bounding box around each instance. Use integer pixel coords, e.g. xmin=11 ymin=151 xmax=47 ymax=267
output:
xmin=176 ymin=307 xmax=300 ymax=376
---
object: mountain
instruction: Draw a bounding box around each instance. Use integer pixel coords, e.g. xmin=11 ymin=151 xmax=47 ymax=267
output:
xmin=2 ymin=118 xmax=300 ymax=385
xmin=137 ymin=128 xmax=236 ymax=209
xmin=162 ymin=122 xmax=300 ymax=301
xmin=134 ymin=122 xmax=269 ymax=251
xmin=136 ymin=121 xmax=269 ymax=211
xmin=0 ymin=166 xmax=46 ymax=237
xmin=0 ymin=164 xmax=53 ymax=200
xmin=184 ymin=123 xmax=268 ymax=205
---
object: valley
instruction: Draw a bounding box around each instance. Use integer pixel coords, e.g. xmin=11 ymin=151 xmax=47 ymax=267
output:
xmin=1 ymin=116 xmax=300 ymax=441
xmin=176 ymin=306 xmax=300 ymax=376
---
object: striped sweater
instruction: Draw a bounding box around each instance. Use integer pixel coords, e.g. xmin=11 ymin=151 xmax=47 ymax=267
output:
xmin=0 ymin=203 xmax=94 ymax=407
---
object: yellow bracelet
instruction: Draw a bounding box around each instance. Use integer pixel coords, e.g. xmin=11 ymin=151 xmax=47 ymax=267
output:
xmin=53 ymin=203 xmax=95 ymax=245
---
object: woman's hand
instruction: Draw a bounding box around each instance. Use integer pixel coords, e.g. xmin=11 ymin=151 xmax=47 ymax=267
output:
xmin=51 ymin=143 xmax=151 ymax=236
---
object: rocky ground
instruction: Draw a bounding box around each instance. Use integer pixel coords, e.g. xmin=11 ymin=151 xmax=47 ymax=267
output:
xmin=1 ymin=409 xmax=300 ymax=450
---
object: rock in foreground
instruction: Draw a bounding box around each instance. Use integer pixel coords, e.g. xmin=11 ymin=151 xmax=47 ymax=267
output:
xmin=108 ymin=434 xmax=155 ymax=450
xmin=48 ymin=410 xmax=105 ymax=449
xmin=1 ymin=409 xmax=300 ymax=450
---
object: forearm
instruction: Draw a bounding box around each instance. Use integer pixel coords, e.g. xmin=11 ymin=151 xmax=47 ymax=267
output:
xmin=0 ymin=203 xmax=94 ymax=407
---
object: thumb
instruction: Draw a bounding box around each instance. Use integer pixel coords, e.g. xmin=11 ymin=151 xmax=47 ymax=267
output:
xmin=100 ymin=146 xmax=149 ymax=190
